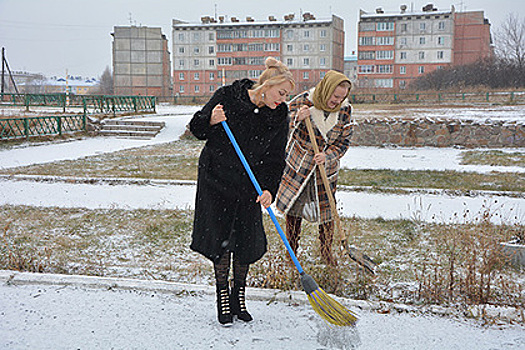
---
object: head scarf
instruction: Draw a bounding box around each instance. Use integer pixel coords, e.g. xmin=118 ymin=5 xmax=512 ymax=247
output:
xmin=311 ymin=70 xmax=351 ymax=112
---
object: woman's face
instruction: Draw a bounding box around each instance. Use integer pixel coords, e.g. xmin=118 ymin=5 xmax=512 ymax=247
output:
xmin=327 ymin=85 xmax=349 ymax=110
xmin=262 ymin=81 xmax=293 ymax=109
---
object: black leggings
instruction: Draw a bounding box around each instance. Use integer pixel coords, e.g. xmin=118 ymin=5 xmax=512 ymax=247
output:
xmin=213 ymin=252 xmax=249 ymax=288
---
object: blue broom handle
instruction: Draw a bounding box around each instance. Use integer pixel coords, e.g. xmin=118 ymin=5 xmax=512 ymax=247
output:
xmin=221 ymin=121 xmax=304 ymax=274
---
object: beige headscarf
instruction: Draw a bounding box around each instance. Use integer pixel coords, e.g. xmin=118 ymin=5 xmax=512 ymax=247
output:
xmin=311 ymin=70 xmax=351 ymax=113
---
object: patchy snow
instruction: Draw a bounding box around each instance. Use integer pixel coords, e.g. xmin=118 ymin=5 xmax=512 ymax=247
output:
xmin=1 ymin=104 xmax=524 ymax=348
xmin=1 ymin=271 xmax=523 ymax=350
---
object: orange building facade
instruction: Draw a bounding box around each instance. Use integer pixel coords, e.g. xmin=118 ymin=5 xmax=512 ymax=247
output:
xmin=357 ymin=5 xmax=492 ymax=89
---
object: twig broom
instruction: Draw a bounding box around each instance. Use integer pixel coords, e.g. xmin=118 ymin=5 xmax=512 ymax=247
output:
xmin=304 ymin=116 xmax=377 ymax=275
xmin=221 ymin=120 xmax=358 ymax=327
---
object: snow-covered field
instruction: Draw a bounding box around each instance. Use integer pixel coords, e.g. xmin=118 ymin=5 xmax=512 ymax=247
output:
xmin=1 ymin=104 xmax=524 ymax=349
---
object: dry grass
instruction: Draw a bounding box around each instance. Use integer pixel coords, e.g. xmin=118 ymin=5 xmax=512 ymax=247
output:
xmin=2 ymin=204 xmax=522 ymax=311
xmin=460 ymin=150 xmax=525 ymax=167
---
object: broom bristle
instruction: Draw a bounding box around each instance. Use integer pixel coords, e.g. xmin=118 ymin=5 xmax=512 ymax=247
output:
xmin=307 ymin=287 xmax=358 ymax=327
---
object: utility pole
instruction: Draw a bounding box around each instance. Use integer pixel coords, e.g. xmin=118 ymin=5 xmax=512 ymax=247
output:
xmin=1 ymin=47 xmax=5 ymax=95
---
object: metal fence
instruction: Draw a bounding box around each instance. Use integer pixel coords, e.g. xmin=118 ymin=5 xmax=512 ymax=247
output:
xmin=0 ymin=94 xmax=156 ymax=140
xmin=349 ymin=91 xmax=525 ymax=104
xmin=0 ymin=114 xmax=86 ymax=140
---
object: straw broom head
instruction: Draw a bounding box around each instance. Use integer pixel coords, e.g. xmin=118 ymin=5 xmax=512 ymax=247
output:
xmin=300 ymin=273 xmax=358 ymax=326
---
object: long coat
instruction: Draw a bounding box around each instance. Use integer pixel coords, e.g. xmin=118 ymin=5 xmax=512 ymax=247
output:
xmin=275 ymin=89 xmax=353 ymax=224
xmin=189 ymin=79 xmax=289 ymax=265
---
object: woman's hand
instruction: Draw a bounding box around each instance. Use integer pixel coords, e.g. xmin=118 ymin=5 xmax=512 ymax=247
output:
xmin=210 ymin=104 xmax=226 ymax=125
xmin=256 ymin=190 xmax=272 ymax=209
xmin=295 ymin=105 xmax=310 ymax=122
xmin=313 ymin=152 xmax=326 ymax=165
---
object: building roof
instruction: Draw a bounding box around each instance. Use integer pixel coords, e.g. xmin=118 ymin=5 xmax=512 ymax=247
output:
xmin=360 ymin=8 xmax=453 ymax=20
xmin=172 ymin=17 xmax=335 ymax=29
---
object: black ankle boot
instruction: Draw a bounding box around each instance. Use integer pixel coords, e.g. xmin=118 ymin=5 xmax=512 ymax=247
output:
xmin=216 ymin=286 xmax=233 ymax=326
xmin=231 ymin=284 xmax=253 ymax=322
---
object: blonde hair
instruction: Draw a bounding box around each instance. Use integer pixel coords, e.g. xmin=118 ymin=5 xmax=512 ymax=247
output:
xmin=251 ymin=57 xmax=295 ymax=93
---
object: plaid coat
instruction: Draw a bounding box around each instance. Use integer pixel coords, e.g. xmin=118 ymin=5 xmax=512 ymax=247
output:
xmin=275 ymin=90 xmax=353 ymax=223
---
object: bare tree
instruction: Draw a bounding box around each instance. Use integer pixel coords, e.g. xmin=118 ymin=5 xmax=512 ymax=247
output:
xmin=97 ymin=66 xmax=113 ymax=95
xmin=494 ymin=14 xmax=525 ymax=68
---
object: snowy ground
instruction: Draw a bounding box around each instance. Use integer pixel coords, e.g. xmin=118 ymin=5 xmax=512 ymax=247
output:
xmin=0 ymin=104 xmax=523 ymax=225
xmin=1 ymin=271 xmax=524 ymax=350
xmin=1 ymin=104 xmax=524 ymax=349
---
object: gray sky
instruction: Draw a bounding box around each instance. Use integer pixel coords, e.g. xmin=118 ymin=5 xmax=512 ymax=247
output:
xmin=0 ymin=0 xmax=522 ymax=78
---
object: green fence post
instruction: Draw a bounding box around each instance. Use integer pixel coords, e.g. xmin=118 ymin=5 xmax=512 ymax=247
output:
xmin=57 ymin=116 xmax=62 ymax=135
xmin=511 ymin=92 xmax=514 ymax=102
xmin=486 ymin=92 xmax=489 ymax=102
xmin=24 ymin=118 xmax=29 ymax=138
xmin=133 ymin=97 xmax=137 ymax=113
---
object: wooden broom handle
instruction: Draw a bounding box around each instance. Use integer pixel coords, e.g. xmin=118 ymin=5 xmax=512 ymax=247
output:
xmin=304 ymin=117 xmax=345 ymax=242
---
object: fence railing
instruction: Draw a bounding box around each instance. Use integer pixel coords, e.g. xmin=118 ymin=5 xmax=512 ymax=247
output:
xmin=0 ymin=94 xmax=156 ymax=140
xmin=0 ymin=114 xmax=87 ymax=140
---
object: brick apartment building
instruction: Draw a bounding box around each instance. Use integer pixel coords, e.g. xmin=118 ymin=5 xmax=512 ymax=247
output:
xmin=171 ymin=13 xmax=345 ymax=96
xmin=357 ymin=4 xmax=492 ymax=89
xmin=112 ymin=26 xmax=172 ymax=96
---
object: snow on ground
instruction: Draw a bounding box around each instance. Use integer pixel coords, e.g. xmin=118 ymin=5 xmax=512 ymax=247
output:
xmin=1 ymin=271 xmax=523 ymax=350
xmin=1 ymin=104 xmax=524 ymax=349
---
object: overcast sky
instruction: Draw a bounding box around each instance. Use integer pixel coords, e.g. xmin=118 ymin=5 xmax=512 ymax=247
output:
xmin=0 ymin=0 xmax=522 ymax=78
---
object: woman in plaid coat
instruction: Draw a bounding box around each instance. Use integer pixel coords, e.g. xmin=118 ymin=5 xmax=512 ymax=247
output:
xmin=275 ymin=70 xmax=353 ymax=266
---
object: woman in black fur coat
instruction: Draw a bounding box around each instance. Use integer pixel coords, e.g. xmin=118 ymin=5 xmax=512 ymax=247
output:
xmin=189 ymin=57 xmax=295 ymax=326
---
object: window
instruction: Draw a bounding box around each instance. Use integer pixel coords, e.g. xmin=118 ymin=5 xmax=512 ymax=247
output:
xmin=320 ymin=58 xmax=326 ymax=66
xmin=375 ymin=79 xmax=393 ymax=88
xmin=304 ymin=44 xmax=310 ymax=51
xmin=420 ymin=37 xmax=426 ymax=45
xmin=179 ymin=85 xmax=184 ymax=93
xmin=418 ymin=66 xmax=425 ymax=74
xmin=194 ymin=73 xmax=200 ymax=80
xmin=400 ymin=37 xmax=407 ymax=46
xmin=287 ymin=44 xmax=293 ymax=52
xmin=209 ymin=33 xmax=214 ymax=40
xmin=320 ymin=29 xmax=327 ymax=37
xmin=360 ymin=22 xmax=375 ymax=31
xmin=320 ymin=44 xmax=326 ymax=51
xmin=178 ymin=59 xmax=185 ymax=67
xmin=438 ymin=21 xmax=445 ymax=30
xmin=218 ymin=57 xmax=232 ymax=65
xmin=358 ymin=65 xmax=375 ymax=73
xmin=420 ymin=22 xmax=426 ymax=31
xmin=179 ymin=73 xmax=185 ymax=80
xmin=359 ymin=51 xmax=375 ymax=60
xmin=209 ymin=85 xmax=215 ymax=92
xmin=438 ymin=37 xmax=445 ymax=45
xmin=194 ymin=59 xmax=200 ymax=66
xmin=194 ymin=85 xmax=200 ymax=93
xmin=303 ymin=72 xmax=309 ymax=80
xmin=209 ymin=59 xmax=215 ymax=66
xmin=178 ymin=47 xmax=185 ymax=54
xmin=419 ymin=51 xmax=425 ymax=60
xmin=303 ymin=58 xmax=310 ymax=66
xmin=265 ymin=43 xmax=280 ymax=51
xmin=400 ymin=23 xmax=407 ymax=32
xmin=304 ymin=30 xmax=310 ymax=38
xmin=209 ymin=72 xmax=215 ymax=80
xmin=400 ymin=66 xmax=406 ymax=74
xmin=377 ymin=22 xmax=394 ymax=31
xmin=208 ymin=46 xmax=214 ymax=54
xmin=286 ymin=30 xmax=293 ymax=39
xmin=193 ymin=33 xmax=200 ymax=41
xmin=399 ymin=80 xmax=406 ymax=89
xmin=178 ymin=33 xmax=184 ymax=41
xmin=400 ymin=52 xmax=407 ymax=60
xmin=376 ymin=50 xmax=393 ymax=60
xmin=287 ymin=58 xmax=293 ymax=66
xmin=194 ymin=47 xmax=200 ymax=54
xmin=359 ymin=36 xmax=375 ymax=46
xmin=376 ymin=65 xmax=393 ymax=73
xmin=320 ymin=71 xmax=326 ymax=79
xmin=437 ymin=51 xmax=444 ymax=59
xmin=377 ymin=36 xmax=394 ymax=45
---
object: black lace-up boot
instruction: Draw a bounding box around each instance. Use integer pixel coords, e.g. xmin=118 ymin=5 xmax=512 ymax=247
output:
xmin=230 ymin=283 xmax=253 ymax=322
xmin=216 ymin=285 xmax=233 ymax=326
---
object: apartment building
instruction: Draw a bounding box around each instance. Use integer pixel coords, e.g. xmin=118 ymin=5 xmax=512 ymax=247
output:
xmin=112 ymin=26 xmax=172 ymax=96
xmin=357 ymin=4 xmax=491 ymax=89
xmin=172 ymin=13 xmax=345 ymax=96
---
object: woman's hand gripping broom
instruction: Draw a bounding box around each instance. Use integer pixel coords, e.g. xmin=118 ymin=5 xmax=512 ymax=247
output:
xmin=304 ymin=117 xmax=377 ymax=275
xmin=221 ymin=120 xmax=358 ymax=327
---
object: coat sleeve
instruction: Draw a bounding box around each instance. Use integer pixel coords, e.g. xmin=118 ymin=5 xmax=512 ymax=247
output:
xmin=324 ymin=105 xmax=353 ymax=163
xmin=259 ymin=115 xmax=289 ymax=199
xmin=189 ymin=87 xmax=227 ymax=140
